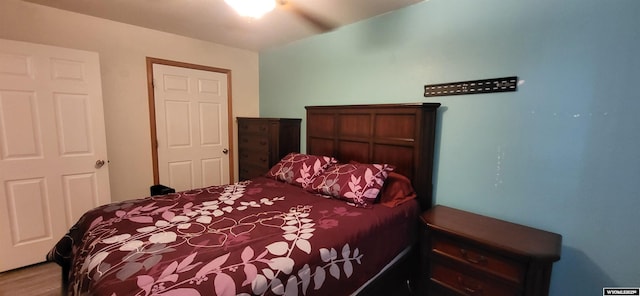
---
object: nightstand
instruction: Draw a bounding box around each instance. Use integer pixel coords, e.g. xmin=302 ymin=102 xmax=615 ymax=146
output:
xmin=420 ymin=205 xmax=562 ymax=296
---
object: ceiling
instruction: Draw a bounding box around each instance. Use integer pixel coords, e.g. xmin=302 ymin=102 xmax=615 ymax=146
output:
xmin=22 ymin=0 xmax=423 ymax=52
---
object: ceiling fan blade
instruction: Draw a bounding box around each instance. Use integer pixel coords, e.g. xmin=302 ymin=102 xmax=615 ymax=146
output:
xmin=280 ymin=1 xmax=336 ymax=32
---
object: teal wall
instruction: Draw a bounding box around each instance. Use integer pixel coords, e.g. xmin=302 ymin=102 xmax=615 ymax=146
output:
xmin=259 ymin=0 xmax=640 ymax=294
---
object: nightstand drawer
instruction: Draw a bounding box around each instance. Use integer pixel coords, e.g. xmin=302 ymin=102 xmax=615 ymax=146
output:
xmin=431 ymin=263 xmax=519 ymax=296
xmin=431 ymin=236 xmax=524 ymax=284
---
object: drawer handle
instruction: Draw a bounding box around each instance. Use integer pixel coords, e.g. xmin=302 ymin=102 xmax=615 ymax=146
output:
xmin=457 ymin=276 xmax=483 ymax=296
xmin=460 ymin=249 xmax=488 ymax=265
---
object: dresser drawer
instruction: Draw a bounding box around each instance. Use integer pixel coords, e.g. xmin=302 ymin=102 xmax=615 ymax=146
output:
xmin=239 ymin=135 xmax=269 ymax=152
xmin=238 ymin=120 xmax=270 ymax=134
xmin=430 ymin=263 xmax=519 ymax=296
xmin=431 ymin=235 xmax=524 ymax=284
xmin=239 ymin=150 xmax=270 ymax=168
xmin=239 ymin=164 xmax=269 ymax=181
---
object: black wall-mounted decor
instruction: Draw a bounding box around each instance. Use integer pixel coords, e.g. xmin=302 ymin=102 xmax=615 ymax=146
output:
xmin=424 ymin=76 xmax=518 ymax=97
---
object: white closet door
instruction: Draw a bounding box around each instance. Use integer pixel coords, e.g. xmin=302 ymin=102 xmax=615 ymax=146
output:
xmin=153 ymin=64 xmax=230 ymax=192
xmin=0 ymin=39 xmax=111 ymax=272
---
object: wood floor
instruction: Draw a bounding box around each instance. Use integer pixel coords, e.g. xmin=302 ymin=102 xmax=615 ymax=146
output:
xmin=0 ymin=262 xmax=61 ymax=296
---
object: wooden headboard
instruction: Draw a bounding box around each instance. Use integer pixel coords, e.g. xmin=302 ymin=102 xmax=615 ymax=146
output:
xmin=305 ymin=103 xmax=440 ymax=210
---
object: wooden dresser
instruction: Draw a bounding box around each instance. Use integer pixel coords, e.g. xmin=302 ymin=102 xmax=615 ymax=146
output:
xmin=420 ymin=205 xmax=562 ymax=296
xmin=237 ymin=117 xmax=301 ymax=181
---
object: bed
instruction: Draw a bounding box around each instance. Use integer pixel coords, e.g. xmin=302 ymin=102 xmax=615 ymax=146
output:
xmin=47 ymin=103 xmax=440 ymax=296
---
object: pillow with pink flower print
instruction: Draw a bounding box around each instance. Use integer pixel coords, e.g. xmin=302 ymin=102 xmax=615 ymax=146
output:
xmin=307 ymin=163 xmax=394 ymax=208
xmin=265 ymin=153 xmax=336 ymax=187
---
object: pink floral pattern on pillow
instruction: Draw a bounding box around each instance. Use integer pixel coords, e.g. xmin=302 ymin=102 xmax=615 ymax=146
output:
xmin=307 ymin=163 xmax=394 ymax=207
xmin=266 ymin=153 xmax=336 ymax=187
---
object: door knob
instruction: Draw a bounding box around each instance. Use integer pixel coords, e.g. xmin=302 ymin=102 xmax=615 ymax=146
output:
xmin=222 ymin=148 xmax=229 ymax=154
xmin=95 ymin=159 xmax=106 ymax=168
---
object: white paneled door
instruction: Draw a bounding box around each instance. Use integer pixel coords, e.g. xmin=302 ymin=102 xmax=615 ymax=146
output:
xmin=0 ymin=39 xmax=110 ymax=272
xmin=153 ymin=64 xmax=230 ymax=192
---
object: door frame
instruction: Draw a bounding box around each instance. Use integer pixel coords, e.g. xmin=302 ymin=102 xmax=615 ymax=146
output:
xmin=146 ymin=57 xmax=234 ymax=185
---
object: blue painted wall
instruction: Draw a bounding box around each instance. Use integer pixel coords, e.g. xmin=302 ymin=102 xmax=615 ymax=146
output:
xmin=259 ymin=0 xmax=640 ymax=294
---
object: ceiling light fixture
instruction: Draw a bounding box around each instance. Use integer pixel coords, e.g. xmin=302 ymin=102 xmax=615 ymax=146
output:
xmin=224 ymin=0 xmax=276 ymax=19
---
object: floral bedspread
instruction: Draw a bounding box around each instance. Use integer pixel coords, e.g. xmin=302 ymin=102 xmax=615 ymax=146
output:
xmin=47 ymin=177 xmax=419 ymax=296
